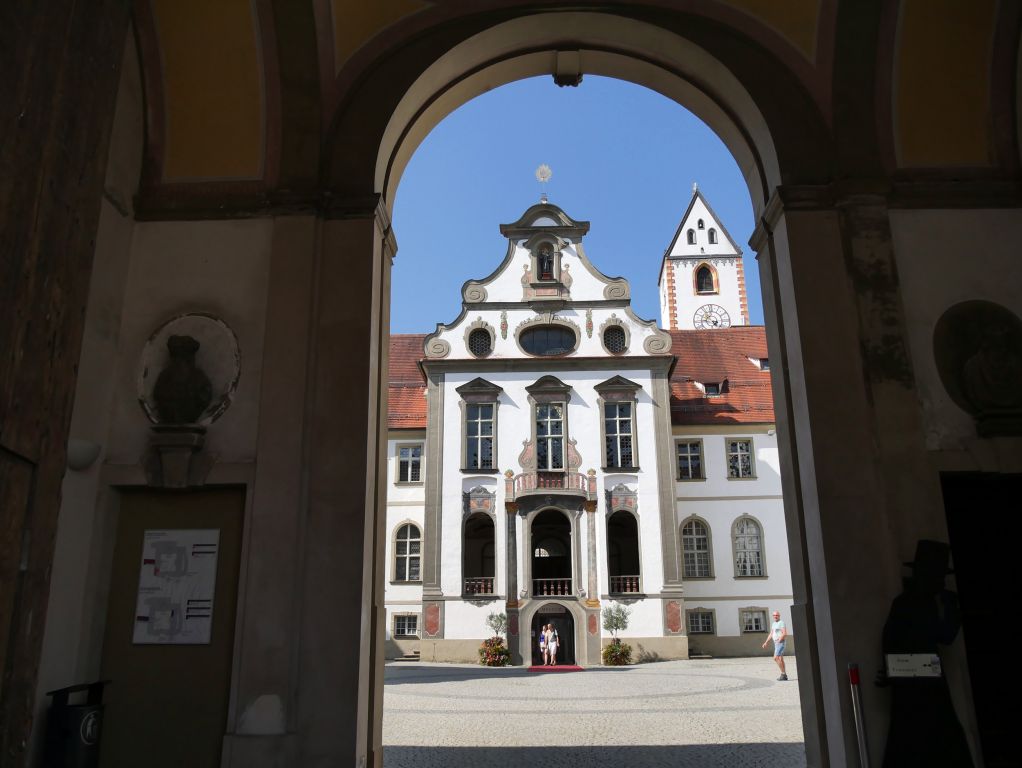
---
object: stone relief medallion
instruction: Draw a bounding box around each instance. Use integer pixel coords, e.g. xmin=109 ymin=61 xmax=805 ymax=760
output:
xmin=138 ymin=313 xmax=240 ymax=425
xmin=424 ymin=338 xmax=451 ymax=359
xmin=933 ymin=300 xmax=1022 ymax=436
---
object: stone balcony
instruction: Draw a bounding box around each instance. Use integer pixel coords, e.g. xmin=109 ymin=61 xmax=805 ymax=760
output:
xmin=504 ymin=470 xmax=596 ymax=502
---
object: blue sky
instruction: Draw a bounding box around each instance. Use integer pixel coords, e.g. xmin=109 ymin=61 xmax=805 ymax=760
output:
xmin=390 ymin=76 xmax=760 ymax=334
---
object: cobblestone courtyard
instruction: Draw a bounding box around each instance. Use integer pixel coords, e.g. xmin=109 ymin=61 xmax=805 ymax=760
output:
xmin=383 ymin=657 xmax=806 ymax=767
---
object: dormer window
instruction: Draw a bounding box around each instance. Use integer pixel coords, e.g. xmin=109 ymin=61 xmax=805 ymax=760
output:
xmin=708 ymin=228 xmax=718 ymax=244
xmin=704 ymin=383 xmax=721 ymax=397
xmin=760 ymin=358 xmax=770 ymax=371
xmin=686 ymin=229 xmax=696 ymax=245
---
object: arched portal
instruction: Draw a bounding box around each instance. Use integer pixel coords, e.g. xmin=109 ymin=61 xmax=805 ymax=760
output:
xmin=531 ymin=509 xmax=573 ymax=597
xmin=529 ymin=604 xmax=576 ymax=666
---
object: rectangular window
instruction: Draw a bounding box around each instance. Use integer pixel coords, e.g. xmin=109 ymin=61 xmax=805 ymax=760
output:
xmin=676 ymin=441 xmax=703 ymax=480
xmin=393 ymin=615 xmax=419 ymax=637
xmin=727 ymin=439 xmax=754 ymax=478
xmin=741 ymin=609 xmax=767 ymax=633
xmin=397 ymin=444 xmax=423 ymax=483
xmin=536 ymin=403 xmax=565 ymax=470
xmin=687 ymin=611 xmax=714 ymax=634
xmin=760 ymin=358 xmax=770 ymax=371
xmin=604 ymin=402 xmax=634 ymax=468
xmin=703 ymin=382 xmax=721 ymax=397
xmin=465 ymin=404 xmax=495 ymax=469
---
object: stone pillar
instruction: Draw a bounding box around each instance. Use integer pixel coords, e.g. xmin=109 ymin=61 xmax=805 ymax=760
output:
xmin=0 ymin=4 xmax=130 ymax=763
xmin=751 ymin=187 xmax=953 ymax=768
xmin=504 ymin=503 xmax=521 ymax=664
xmin=584 ymin=500 xmax=599 ymax=605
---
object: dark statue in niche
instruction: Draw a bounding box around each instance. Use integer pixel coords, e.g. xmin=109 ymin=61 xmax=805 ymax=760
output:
xmin=878 ymin=540 xmax=973 ymax=768
xmin=933 ymin=300 xmax=1022 ymax=436
xmin=537 ymin=245 xmax=554 ymax=280
xmin=152 ymin=335 xmax=212 ymax=424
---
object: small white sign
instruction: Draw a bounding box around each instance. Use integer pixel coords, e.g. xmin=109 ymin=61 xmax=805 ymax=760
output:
xmin=885 ymin=653 xmax=942 ymax=678
xmin=133 ymin=529 xmax=220 ymax=645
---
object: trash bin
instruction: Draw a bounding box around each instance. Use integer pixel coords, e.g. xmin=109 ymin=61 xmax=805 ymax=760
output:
xmin=42 ymin=681 xmax=108 ymax=768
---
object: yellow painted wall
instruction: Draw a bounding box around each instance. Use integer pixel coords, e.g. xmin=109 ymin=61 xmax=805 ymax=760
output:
xmin=331 ymin=0 xmax=428 ymax=74
xmin=726 ymin=0 xmax=820 ymax=60
xmin=153 ymin=0 xmax=264 ymax=180
xmin=896 ymin=0 xmax=995 ymax=167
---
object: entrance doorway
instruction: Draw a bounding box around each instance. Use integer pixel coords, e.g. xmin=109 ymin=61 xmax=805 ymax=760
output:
xmin=530 ymin=604 xmax=575 ymax=666
xmin=531 ymin=509 xmax=572 ymax=597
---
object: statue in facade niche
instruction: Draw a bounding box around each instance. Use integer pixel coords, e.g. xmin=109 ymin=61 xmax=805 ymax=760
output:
xmin=152 ymin=335 xmax=212 ymax=424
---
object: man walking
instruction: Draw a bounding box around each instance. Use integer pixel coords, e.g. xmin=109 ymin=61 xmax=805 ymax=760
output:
xmin=762 ymin=610 xmax=788 ymax=680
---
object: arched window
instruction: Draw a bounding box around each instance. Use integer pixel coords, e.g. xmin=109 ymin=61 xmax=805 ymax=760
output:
xmin=463 ymin=513 xmax=495 ymax=595
xmin=686 ymin=229 xmax=696 ymax=244
xmin=682 ymin=518 xmax=712 ymax=578
xmin=607 ymin=511 xmax=641 ymax=593
xmin=733 ymin=517 xmax=764 ymax=577
xmin=708 ymin=228 xmax=718 ymax=244
xmin=696 ymin=265 xmax=715 ymax=294
xmin=697 ymin=219 xmax=705 ymax=229
xmin=394 ymin=523 xmax=421 ymax=581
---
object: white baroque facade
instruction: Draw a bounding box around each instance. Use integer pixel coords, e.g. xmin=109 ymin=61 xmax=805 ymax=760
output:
xmin=384 ymin=195 xmax=792 ymax=664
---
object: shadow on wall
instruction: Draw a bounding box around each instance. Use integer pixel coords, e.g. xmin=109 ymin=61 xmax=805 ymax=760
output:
xmin=383 ymin=744 xmax=806 ymax=767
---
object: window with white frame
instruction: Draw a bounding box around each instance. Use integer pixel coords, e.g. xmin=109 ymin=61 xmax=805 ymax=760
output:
xmin=741 ymin=609 xmax=767 ymax=633
xmin=687 ymin=610 xmax=714 ymax=634
xmin=394 ymin=523 xmax=421 ymax=581
xmin=676 ymin=441 xmax=702 ymax=480
xmin=536 ymin=403 xmax=565 ymax=470
xmin=465 ymin=404 xmax=495 ymax=469
xmin=393 ymin=614 xmax=419 ymax=637
xmin=734 ymin=517 xmax=764 ymax=577
xmin=682 ymin=519 xmax=712 ymax=578
xmin=604 ymin=402 xmax=634 ymax=468
xmin=726 ymin=438 xmax=754 ymax=478
xmin=397 ymin=444 xmax=423 ymax=483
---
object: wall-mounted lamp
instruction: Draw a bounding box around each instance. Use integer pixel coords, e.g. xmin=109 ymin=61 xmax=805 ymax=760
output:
xmin=67 ymin=439 xmax=102 ymax=472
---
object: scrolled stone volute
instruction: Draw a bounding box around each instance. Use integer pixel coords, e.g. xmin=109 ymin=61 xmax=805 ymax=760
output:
xmin=152 ymin=335 xmax=213 ymax=424
xmin=643 ymin=331 xmax=673 ymax=354
xmin=425 ymin=338 xmax=451 ymax=359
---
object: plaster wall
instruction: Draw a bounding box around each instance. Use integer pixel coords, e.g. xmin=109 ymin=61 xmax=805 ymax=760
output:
xmin=669 ymin=258 xmax=745 ymax=331
xmin=889 ymin=209 xmax=1022 ymax=465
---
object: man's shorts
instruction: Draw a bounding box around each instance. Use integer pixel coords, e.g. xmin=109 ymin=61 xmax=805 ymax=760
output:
xmin=773 ymin=641 xmax=786 ymax=657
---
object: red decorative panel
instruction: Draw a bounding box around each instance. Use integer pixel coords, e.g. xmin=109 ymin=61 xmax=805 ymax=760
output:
xmin=424 ymin=603 xmax=440 ymax=637
xmin=509 ymin=614 xmax=519 ymax=636
xmin=588 ymin=613 xmax=598 ymax=636
xmin=666 ymin=600 xmax=682 ymax=634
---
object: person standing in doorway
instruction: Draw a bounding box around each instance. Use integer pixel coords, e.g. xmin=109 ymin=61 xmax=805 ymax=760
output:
xmin=538 ymin=625 xmax=548 ymax=666
xmin=762 ymin=610 xmax=788 ymax=680
xmin=546 ymin=623 xmax=559 ymax=666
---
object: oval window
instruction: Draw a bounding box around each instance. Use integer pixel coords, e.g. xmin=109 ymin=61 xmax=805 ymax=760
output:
xmin=519 ymin=325 xmax=576 ymax=356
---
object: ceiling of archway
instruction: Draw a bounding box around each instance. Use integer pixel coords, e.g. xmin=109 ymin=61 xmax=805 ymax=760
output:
xmin=131 ymin=0 xmax=1017 ymax=216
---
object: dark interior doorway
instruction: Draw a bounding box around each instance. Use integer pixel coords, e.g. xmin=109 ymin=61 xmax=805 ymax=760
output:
xmin=941 ymin=472 xmax=1019 ymax=768
xmin=530 ymin=605 xmax=575 ymax=666
xmin=531 ymin=509 xmax=571 ymax=596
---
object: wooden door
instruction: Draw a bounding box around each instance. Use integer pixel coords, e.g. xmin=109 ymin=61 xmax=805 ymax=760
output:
xmin=99 ymin=488 xmax=244 ymax=768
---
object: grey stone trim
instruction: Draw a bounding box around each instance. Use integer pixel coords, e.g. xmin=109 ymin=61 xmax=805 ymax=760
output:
xmin=652 ymin=369 xmax=684 ymax=592
xmin=424 ymin=338 xmax=450 ymax=359
xmin=424 ymin=356 xmax=674 ymax=375
xmin=499 ymin=202 xmax=590 ymax=238
xmin=603 ymin=280 xmax=629 ymax=299
xmin=462 ymin=281 xmax=487 ymax=303
xmin=737 ymin=605 xmax=771 ymax=633
xmin=462 ymin=318 xmax=496 ymax=357
xmin=595 ymin=377 xmax=641 ymax=470
xmin=684 ymin=606 xmax=718 ymax=635
xmin=520 ymin=502 xmax=583 ymax=599
xmin=421 ymin=372 xmax=445 ymax=596
xmin=516 ymin=598 xmax=592 ymax=666
xmin=505 ymin=504 xmax=518 ymax=607
xmin=643 ymin=329 xmax=673 ymax=354
xmin=585 ymin=503 xmax=598 ymax=604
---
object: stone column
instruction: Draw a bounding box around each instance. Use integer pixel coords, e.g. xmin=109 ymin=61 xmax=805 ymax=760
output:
xmin=584 ymin=500 xmax=599 ymax=605
xmin=0 ymin=4 xmax=130 ymax=761
xmin=504 ymin=502 xmax=521 ymax=664
xmin=751 ymin=187 xmax=953 ymax=768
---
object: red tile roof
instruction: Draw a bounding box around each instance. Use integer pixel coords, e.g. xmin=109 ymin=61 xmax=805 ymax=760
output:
xmin=386 ymin=327 xmax=775 ymax=430
xmin=388 ymin=334 xmax=427 ymax=429
xmin=668 ymin=327 xmax=775 ymax=425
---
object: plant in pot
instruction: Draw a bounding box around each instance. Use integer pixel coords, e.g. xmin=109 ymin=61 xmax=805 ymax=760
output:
xmin=479 ymin=611 xmax=511 ymax=666
xmin=601 ymin=603 xmax=633 ymax=666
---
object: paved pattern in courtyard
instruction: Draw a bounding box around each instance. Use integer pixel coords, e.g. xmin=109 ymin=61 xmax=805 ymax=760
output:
xmin=383 ymin=657 xmax=805 ymax=768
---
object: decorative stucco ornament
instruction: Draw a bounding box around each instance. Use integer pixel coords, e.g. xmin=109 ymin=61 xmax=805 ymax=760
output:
xmin=585 ymin=309 xmax=593 ymax=338
xmin=535 ymin=164 xmax=552 ymax=202
xmin=500 ymin=311 xmax=508 ymax=340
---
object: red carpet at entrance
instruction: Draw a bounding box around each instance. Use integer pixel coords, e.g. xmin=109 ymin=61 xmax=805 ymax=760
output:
xmin=526 ymin=665 xmax=584 ymax=672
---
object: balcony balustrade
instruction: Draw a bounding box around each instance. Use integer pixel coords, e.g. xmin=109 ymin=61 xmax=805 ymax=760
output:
xmin=505 ymin=470 xmax=596 ymax=501
xmin=609 ymin=575 xmax=641 ymax=594
xmin=463 ymin=576 xmax=495 ymax=596
xmin=532 ymin=577 xmax=573 ymax=596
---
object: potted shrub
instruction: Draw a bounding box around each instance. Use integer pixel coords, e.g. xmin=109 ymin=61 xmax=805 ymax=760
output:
xmin=478 ymin=612 xmax=512 ymax=666
xmin=601 ymin=603 xmax=633 ymax=666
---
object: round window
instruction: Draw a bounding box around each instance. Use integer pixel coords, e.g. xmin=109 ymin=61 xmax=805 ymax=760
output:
xmin=468 ymin=328 xmax=492 ymax=356
xmin=604 ymin=325 xmax=627 ymax=353
xmin=519 ymin=325 xmax=576 ymax=356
